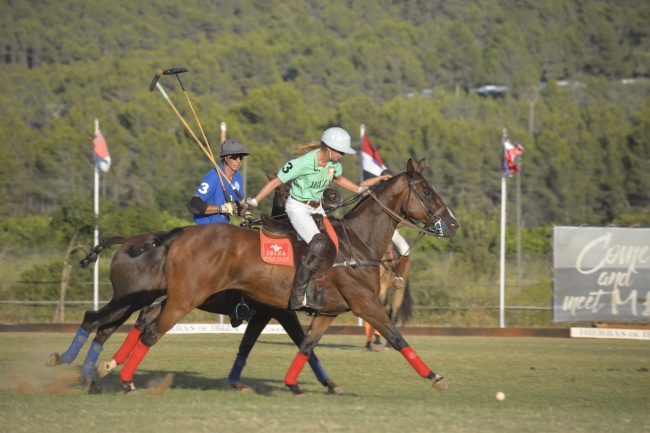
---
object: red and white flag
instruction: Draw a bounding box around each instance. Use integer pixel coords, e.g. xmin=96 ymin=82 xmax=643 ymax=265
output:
xmin=361 ymin=133 xmax=387 ymax=180
xmin=502 ymin=138 xmax=523 ymax=176
xmin=92 ymin=119 xmax=111 ymax=172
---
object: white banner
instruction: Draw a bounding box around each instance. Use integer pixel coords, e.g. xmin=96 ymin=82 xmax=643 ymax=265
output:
xmin=553 ymin=227 xmax=650 ymax=322
xmin=168 ymin=323 xmax=287 ymax=334
xmin=570 ymin=327 xmax=650 ymax=340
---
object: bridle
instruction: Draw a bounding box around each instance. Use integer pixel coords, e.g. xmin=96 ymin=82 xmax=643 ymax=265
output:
xmin=366 ymin=175 xmax=447 ymax=239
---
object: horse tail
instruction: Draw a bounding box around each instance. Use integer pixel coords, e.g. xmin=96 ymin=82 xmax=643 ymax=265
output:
xmin=80 ymin=235 xmax=128 ymax=268
xmin=126 ymin=227 xmax=186 ymax=258
xmin=396 ymin=280 xmax=414 ymax=325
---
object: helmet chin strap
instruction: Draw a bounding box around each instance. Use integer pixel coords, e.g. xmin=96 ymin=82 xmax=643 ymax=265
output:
xmin=328 ymin=150 xmax=333 ymax=161
xmin=224 ymin=159 xmax=237 ymax=173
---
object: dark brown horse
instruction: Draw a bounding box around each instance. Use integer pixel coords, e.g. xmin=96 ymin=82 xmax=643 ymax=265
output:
xmin=117 ymin=159 xmax=459 ymax=394
xmin=46 ymin=181 xmax=340 ymax=394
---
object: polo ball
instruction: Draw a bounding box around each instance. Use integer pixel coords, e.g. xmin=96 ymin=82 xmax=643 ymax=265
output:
xmin=496 ymin=391 xmax=506 ymax=401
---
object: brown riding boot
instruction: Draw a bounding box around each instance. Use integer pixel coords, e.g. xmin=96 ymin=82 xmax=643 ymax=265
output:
xmin=290 ymin=234 xmax=329 ymax=311
xmin=393 ymin=256 xmax=410 ymax=290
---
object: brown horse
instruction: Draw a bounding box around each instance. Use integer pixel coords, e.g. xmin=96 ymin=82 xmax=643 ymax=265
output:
xmin=117 ymin=159 xmax=458 ymax=394
xmin=46 ymin=181 xmax=340 ymax=394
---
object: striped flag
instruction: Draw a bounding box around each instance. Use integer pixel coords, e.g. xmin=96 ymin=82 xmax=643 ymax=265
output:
xmin=502 ymin=138 xmax=523 ymax=177
xmin=92 ymin=119 xmax=111 ymax=172
xmin=361 ymin=132 xmax=387 ymax=180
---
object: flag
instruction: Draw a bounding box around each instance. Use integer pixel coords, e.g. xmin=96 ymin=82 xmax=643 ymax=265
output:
xmin=361 ymin=133 xmax=387 ymax=180
xmin=92 ymin=119 xmax=111 ymax=172
xmin=502 ymin=138 xmax=523 ymax=176
xmin=221 ymin=122 xmax=227 ymax=143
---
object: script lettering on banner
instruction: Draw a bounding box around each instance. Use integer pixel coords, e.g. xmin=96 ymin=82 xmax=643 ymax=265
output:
xmin=553 ymin=227 xmax=650 ymax=322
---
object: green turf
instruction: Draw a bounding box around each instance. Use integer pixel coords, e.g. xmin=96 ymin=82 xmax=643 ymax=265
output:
xmin=0 ymin=333 xmax=648 ymax=433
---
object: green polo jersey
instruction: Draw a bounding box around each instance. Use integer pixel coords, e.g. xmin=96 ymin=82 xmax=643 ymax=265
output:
xmin=276 ymin=149 xmax=343 ymax=202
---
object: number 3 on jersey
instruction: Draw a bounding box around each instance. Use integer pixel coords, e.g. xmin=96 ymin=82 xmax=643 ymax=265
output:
xmin=198 ymin=182 xmax=210 ymax=194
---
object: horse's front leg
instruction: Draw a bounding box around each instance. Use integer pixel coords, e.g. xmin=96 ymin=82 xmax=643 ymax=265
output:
xmin=284 ymin=314 xmax=337 ymax=396
xmin=117 ymin=300 xmax=188 ymax=392
xmin=98 ymin=303 xmax=163 ymax=379
xmin=227 ymin=311 xmax=271 ymax=392
xmin=358 ymin=301 xmax=451 ymax=391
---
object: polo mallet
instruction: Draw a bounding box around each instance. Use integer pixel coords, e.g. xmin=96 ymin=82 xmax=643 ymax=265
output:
xmin=149 ymin=69 xmax=214 ymax=162
xmin=163 ymin=67 xmax=215 ymax=161
xmin=148 ymin=68 xmax=243 ymax=199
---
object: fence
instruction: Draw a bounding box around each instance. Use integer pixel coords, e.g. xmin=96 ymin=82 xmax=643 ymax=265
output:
xmin=0 ymin=299 xmax=556 ymax=328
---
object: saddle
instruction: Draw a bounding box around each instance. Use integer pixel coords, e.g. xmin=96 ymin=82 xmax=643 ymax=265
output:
xmin=259 ymin=213 xmax=338 ymax=279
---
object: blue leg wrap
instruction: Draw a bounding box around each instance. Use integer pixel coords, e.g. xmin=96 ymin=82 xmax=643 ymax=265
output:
xmin=308 ymin=354 xmax=328 ymax=383
xmin=60 ymin=327 xmax=90 ymax=364
xmin=80 ymin=341 xmax=103 ymax=378
xmin=227 ymin=354 xmax=247 ymax=384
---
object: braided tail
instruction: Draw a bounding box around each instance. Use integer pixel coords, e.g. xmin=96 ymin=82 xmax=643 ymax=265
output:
xmin=80 ymin=235 xmax=127 ymax=268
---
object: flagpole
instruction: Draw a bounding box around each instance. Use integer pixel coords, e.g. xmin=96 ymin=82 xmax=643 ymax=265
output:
xmin=93 ymin=120 xmax=100 ymax=311
xmin=358 ymin=123 xmax=365 ymax=327
xmin=499 ymin=174 xmax=506 ymax=328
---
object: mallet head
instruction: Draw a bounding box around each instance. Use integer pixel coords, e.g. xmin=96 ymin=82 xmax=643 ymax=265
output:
xmin=163 ymin=67 xmax=189 ymax=75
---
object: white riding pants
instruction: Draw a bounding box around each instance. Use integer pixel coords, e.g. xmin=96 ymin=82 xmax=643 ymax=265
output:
xmin=285 ymin=196 xmax=327 ymax=244
xmin=391 ymin=229 xmax=410 ymax=257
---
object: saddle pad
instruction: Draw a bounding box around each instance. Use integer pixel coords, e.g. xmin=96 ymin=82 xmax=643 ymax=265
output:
xmin=259 ymin=217 xmax=338 ymax=267
xmin=260 ymin=231 xmax=294 ymax=266
xmin=322 ymin=218 xmax=339 ymax=253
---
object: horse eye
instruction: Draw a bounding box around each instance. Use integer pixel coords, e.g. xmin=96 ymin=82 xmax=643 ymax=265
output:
xmin=424 ymin=188 xmax=431 ymax=195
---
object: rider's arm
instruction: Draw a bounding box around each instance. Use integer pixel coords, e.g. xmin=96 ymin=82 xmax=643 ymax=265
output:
xmin=360 ymin=174 xmax=392 ymax=187
xmin=253 ymin=176 xmax=283 ymax=204
xmin=332 ymin=175 xmax=363 ymax=193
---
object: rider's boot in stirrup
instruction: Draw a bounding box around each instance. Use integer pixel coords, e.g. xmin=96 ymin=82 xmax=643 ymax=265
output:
xmin=290 ymin=233 xmax=329 ymax=312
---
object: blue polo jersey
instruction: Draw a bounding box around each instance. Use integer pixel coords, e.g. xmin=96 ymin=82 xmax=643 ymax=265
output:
xmin=193 ymin=166 xmax=244 ymax=225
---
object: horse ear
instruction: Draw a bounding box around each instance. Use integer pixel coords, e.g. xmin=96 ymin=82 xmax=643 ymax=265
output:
xmin=406 ymin=158 xmax=414 ymax=173
xmin=416 ymin=158 xmax=425 ymax=173
xmin=265 ymin=172 xmax=277 ymax=181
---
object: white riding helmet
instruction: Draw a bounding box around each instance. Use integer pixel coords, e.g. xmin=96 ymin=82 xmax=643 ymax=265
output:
xmin=321 ymin=127 xmax=355 ymax=154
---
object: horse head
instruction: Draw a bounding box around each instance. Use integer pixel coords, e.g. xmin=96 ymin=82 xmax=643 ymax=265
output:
xmin=389 ymin=158 xmax=459 ymax=238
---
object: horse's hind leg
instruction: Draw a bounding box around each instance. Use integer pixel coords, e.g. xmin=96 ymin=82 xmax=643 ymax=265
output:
xmin=284 ymin=314 xmax=337 ymax=396
xmin=274 ymin=310 xmax=341 ymax=395
xmin=46 ymin=301 xmax=124 ymax=367
xmin=98 ymin=303 xmax=163 ymax=379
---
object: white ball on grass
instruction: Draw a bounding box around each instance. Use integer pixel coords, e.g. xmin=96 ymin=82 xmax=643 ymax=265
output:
xmin=496 ymin=391 xmax=506 ymax=401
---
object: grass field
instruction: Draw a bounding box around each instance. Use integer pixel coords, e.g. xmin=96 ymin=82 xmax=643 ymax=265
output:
xmin=0 ymin=332 xmax=648 ymax=433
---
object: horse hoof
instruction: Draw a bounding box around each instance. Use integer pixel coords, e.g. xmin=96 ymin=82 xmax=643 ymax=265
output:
xmin=323 ymin=379 xmax=343 ymax=395
xmin=97 ymin=359 xmax=117 ymax=378
xmin=287 ymin=384 xmax=305 ymax=397
xmin=122 ymin=381 xmax=137 ymax=394
xmin=432 ymin=375 xmax=451 ymax=391
xmin=228 ymin=382 xmax=253 ymax=393
xmin=45 ymin=352 xmax=65 ymax=367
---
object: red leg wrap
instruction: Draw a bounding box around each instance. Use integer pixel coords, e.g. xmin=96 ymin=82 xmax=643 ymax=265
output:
xmin=400 ymin=346 xmax=432 ymax=378
xmin=112 ymin=327 xmax=142 ymax=365
xmin=119 ymin=341 xmax=149 ymax=382
xmin=284 ymin=352 xmax=309 ymax=386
